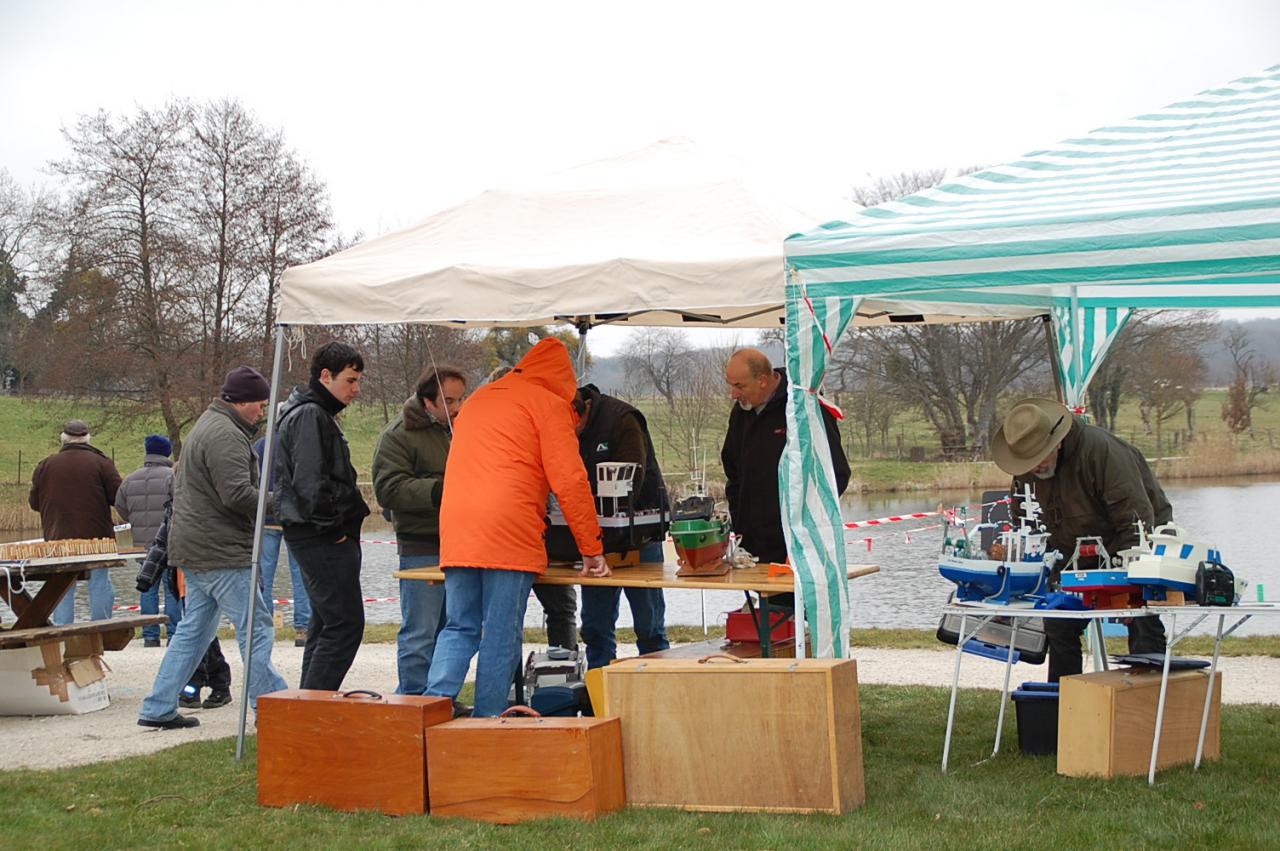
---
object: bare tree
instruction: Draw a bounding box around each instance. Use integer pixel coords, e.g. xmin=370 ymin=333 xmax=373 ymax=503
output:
xmin=49 ymin=103 xmax=202 ymax=450
xmin=1220 ymin=324 xmax=1275 ymax=435
xmin=618 ymin=328 xmax=692 ymax=409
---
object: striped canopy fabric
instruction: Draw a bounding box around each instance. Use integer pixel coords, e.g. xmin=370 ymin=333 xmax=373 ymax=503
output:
xmin=782 ymin=64 xmax=1280 ymax=657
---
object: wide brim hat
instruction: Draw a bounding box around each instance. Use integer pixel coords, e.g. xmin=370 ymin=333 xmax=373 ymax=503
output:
xmin=991 ymin=398 xmax=1073 ymax=476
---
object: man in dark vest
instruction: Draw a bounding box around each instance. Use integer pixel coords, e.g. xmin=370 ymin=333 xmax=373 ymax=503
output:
xmin=551 ymin=384 xmax=670 ymax=668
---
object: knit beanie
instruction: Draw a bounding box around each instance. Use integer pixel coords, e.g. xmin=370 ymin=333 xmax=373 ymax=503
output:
xmin=220 ymin=366 xmax=271 ymax=403
xmin=144 ymin=434 xmax=172 ymax=457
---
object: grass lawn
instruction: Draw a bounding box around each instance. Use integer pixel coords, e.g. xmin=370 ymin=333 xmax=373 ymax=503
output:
xmin=2 ymin=684 xmax=1277 ymax=850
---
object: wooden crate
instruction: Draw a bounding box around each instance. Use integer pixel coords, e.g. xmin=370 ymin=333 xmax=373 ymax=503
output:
xmin=1057 ymin=668 xmax=1221 ymax=778
xmin=257 ymin=689 xmax=452 ymax=815
xmin=601 ymin=657 xmax=864 ymax=814
xmin=426 ymin=715 xmax=624 ymax=823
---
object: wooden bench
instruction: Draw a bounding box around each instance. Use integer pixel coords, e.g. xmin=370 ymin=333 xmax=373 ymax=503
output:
xmin=0 ymin=615 xmax=169 ymax=650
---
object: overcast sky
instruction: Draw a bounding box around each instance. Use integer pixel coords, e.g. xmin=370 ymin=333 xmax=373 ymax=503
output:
xmin=3 ymin=0 xmax=1279 ymax=352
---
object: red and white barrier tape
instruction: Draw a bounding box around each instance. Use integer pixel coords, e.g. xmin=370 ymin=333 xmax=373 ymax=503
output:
xmin=114 ymin=595 xmax=400 ymax=612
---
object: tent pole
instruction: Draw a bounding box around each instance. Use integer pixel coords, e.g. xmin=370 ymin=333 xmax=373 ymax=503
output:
xmin=1069 ymin=286 xmax=1083 ymax=408
xmin=1042 ymin=314 xmax=1067 ymax=404
xmin=575 ymin=318 xmax=590 ymax=377
xmin=236 ymin=322 xmax=288 ymax=760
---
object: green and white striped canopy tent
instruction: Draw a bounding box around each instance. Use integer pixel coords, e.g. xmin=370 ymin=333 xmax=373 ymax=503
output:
xmin=783 ymin=64 xmax=1280 ymax=659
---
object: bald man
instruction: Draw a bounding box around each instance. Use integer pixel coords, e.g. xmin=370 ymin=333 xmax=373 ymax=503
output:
xmin=721 ymin=348 xmax=850 ymax=567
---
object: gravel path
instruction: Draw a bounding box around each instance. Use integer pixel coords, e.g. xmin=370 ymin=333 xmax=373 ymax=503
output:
xmin=2 ymin=641 xmax=1277 ymax=771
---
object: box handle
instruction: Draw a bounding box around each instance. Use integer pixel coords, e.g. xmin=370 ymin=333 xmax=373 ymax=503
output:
xmin=697 ymin=653 xmax=746 ymax=664
xmin=499 ymin=705 xmax=543 ymax=723
xmin=339 ymin=689 xmax=384 ymax=700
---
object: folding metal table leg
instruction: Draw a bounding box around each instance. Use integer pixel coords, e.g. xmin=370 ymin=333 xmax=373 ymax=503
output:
xmin=992 ymin=618 xmax=1020 ymax=757
xmin=1147 ymin=612 xmax=1177 ymax=786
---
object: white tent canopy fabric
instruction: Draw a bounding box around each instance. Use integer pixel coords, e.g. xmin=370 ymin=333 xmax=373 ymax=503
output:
xmin=279 ymin=138 xmax=862 ymax=329
xmin=781 ymin=64 xmax=1280 ymax=659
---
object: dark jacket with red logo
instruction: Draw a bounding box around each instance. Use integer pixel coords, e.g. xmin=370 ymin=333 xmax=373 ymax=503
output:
xmin=720 ymin=369 xmax=850 ymax=563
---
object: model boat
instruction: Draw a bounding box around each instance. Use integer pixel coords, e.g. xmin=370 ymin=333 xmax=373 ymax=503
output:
xmin=1058 ymin=536 xmax=1141 ymax=609
xmin=938 ymin=484 xmax=1059 ymax=604
xmin=1126 ymin=522 xmax=1221 ymax=601
xmin=670 ymin=516 xmax=732 ymax=576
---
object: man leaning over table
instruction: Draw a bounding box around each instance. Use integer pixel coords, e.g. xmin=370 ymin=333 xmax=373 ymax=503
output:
xmin=993 ymin=398 xmax=1169 ymax=682
xmin=425 ymin=338 xmax=606 ymax=717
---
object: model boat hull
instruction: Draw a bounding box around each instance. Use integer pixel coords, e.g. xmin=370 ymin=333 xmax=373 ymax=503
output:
xmin=1126 ymin=525 xmax=1220 ymax=596
xmin=670 ymin=519 xmax=730 ymax=569
xmin=939 ymin=558 xmax=1049 ymax=604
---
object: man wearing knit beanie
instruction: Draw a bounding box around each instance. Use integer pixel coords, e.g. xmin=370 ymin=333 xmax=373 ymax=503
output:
xmin=138 ymin=365 xmax=286 ymax=729
xmin=116 ymin=433 xmax=177 ymax=646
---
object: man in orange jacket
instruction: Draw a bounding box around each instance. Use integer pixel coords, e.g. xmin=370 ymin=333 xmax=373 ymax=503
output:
xmin=425 ymin=338 xmax=606 ymax=716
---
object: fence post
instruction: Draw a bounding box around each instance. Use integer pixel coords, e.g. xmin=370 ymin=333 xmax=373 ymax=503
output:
xmin=16 ymin=449 xmax=21 ymax=485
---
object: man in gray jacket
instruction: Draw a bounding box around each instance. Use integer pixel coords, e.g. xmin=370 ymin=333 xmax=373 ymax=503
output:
xmin=115 ymin=434 xmax=178 ymax=647
xmin=137 ymin=366 xmax=288 ymax=729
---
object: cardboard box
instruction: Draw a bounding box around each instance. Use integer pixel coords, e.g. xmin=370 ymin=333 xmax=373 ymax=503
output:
xmin=427 ymin=716 xmax=625 ymax=823
xmin=1057 ymin=667 xmax=1221 ymax=778
xmin=602 ymin=657 xmax=864 ymax=813
xmin=0 ymin=640 xmax=110 ymax=715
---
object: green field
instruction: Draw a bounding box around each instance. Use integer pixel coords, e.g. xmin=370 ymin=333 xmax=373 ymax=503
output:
xmin=3 ymin=390 xmax=1279 ymax=527
xmin=2 ymin=683 xmax=1277 ymax=850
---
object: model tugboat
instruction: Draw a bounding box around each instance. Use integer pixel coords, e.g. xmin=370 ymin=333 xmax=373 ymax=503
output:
xmin=938 ymin=484 xmax=1059 ymax=604
xmin=1058 ymin=535 xmax=1143 ymax=609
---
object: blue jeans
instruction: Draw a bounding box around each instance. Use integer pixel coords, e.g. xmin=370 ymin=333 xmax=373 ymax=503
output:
xmin=259 ymin=527 xmax=312 ymax=628
xmin=139 ymin=567 xmax=287 ymax=722
xmin=52 ymin=569 xmax=115 ymax=625
xmin=140 ymin=578 xmax=182 ymax=641
xmin=580 ymin=542 xmax=669 ymax=668
xmin=426 ymin=567 xmax=535 ymax=717
xmin=397 ymin=554 xmax=446 ymax=695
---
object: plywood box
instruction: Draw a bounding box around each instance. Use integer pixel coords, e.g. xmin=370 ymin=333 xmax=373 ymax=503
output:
xmin=257 ymin=689 xmax=452 ymax=815
xmin=427 ymin=715 xmax=624 ymax=823
xmin=601 ymin=657 xmax=864 ymax=814
xmin=1057 ymin=668 xmax=1221 ymax=778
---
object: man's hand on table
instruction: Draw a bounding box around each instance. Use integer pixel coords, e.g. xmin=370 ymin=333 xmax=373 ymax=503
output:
xmin=580 ymin=554 xmax=611 ymax=578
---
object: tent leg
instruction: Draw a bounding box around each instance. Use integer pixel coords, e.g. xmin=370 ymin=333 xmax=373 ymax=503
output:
xmin=575 ymin=319 xmax=590 ymax=376
xmin=236 ymin=323 xmax=288 ymax=760
xmin=1042 ymin=314 xmax=1067 ymax=405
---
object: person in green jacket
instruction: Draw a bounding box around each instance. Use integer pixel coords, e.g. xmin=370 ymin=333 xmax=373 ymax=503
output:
xmin=372 ymin=366 xmax=468 ymax=695
xmin=993 ymin=398 xmax=1170 ymax=681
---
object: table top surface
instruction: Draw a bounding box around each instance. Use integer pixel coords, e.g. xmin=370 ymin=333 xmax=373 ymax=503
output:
xmin=943 ymin=601 xmax=1280 ymax=619
xmin=1 ymin=551 xmax=143 ymax=580
xmin=396 ymin=561 xmax=880 ymax=592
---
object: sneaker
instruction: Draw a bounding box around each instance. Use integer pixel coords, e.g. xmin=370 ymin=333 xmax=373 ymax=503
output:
xmin=138 ymin=714 xmax=200 ymax=730
xmin=452 ymin=700 xmax=474 ymax=719
xmin=143 ymin=638 xmax=161 ymax=648
xmin=179 ymin=685 xmax=201 ymax=709
xmin=294 ymin=628 xmax=308 ymax=648
xmin=202 ymin=690 xmax=232 ymax=709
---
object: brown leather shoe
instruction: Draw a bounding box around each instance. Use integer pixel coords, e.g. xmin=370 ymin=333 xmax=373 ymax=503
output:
xmin=294 ymin=628 xmax=308 ymax=647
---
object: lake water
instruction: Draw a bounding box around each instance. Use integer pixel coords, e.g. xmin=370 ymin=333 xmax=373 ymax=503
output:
xmin=10 ymin=477 xmax=1279 ymax=636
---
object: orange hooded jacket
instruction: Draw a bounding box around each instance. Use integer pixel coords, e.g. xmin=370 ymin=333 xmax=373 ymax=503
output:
xmin=439 ymin=338 xmax=603 ymax=574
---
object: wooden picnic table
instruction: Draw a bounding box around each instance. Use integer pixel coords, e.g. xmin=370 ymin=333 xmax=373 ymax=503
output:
xmin=0 ymin=552 xmax=166 ymax=650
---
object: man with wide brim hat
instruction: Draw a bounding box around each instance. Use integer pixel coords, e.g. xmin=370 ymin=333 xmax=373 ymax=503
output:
xmin=991 ymin=398 xmax=1072 ymax=477
xmin=993 ymin=398 xmax=1171 ymax=681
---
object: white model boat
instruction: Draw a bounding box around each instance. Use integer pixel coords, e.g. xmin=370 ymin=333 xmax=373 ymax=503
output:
xmin=1126 ymin=522 xmax=1221 ymax=598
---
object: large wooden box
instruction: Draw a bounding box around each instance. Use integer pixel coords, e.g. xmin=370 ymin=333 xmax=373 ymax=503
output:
xmin=257 ymin=689 xmax=452 ymax=815
xmin=1057 ymin=668 xmax=1221 ymax=778
xmin=426 ymin=715 xmax=624 ymax=823
xmin=601 ymin=657 xmax=864 ymax=813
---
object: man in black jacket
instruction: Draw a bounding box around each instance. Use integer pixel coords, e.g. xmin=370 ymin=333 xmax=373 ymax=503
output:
xmin=721 ymin=348 xmax=851 ymax=572
xmin=274 ymin=341 xmax=371 ymax=691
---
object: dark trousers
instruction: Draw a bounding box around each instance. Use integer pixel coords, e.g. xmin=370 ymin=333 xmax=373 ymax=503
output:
xmin=189 ymin=639 xmax=231 ymax=693
xmin=294 ymin=536 xmax=364 ymax=691
xmin=1046 ymin=614 xmax=1167 ymax=682
xmin=533 ymin=584 xmax=578 ymax=649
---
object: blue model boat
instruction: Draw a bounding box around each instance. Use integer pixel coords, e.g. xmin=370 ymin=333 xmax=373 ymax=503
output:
xmin=938 ymin=485 xmax=1060 ymax=604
